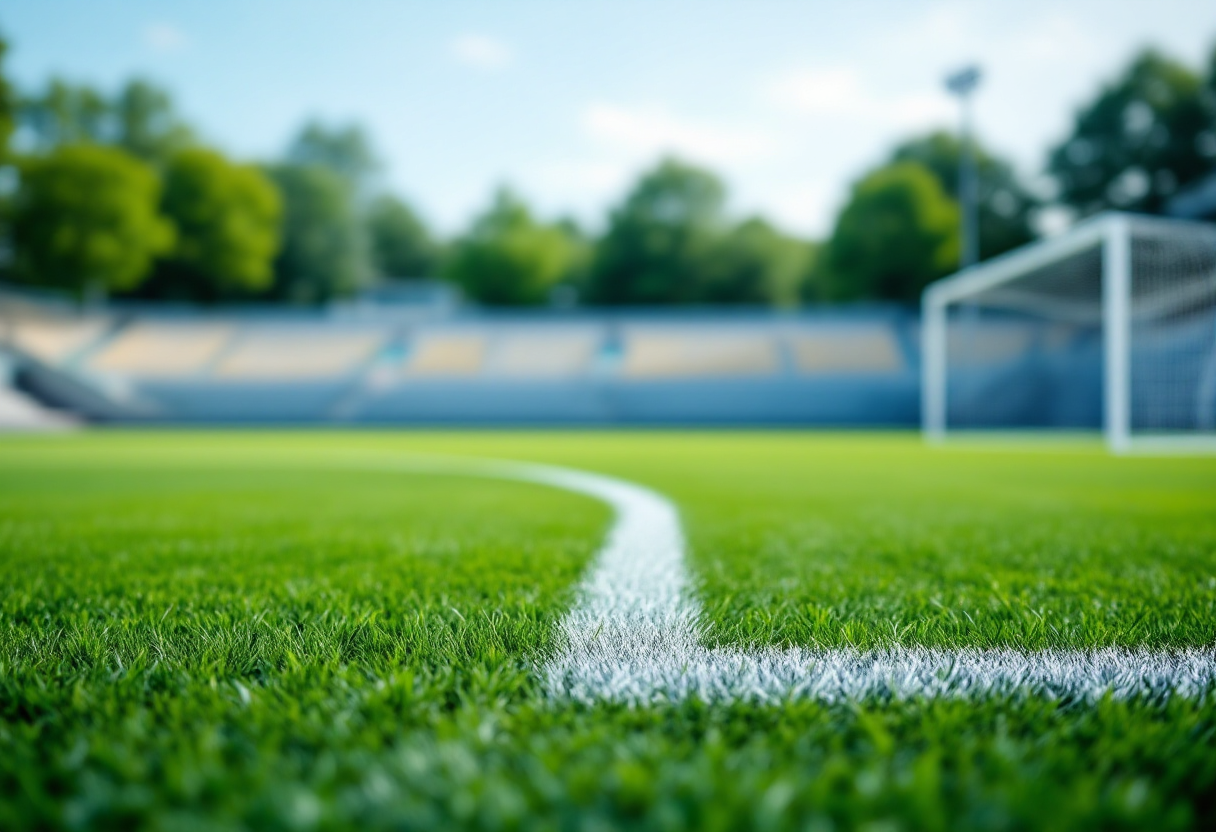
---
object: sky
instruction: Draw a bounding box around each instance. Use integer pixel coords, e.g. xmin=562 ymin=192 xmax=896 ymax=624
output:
xmin=4 ymin=0 xmax=1215 ymax=238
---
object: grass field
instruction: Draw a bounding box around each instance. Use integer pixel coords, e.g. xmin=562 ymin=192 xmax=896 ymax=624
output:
xmin=2 ymin=431 xmax=1216 ymax=831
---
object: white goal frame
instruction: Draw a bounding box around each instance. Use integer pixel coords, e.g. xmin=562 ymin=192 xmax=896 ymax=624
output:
xmin=922 ymin=212 xmax=1216 ymax=454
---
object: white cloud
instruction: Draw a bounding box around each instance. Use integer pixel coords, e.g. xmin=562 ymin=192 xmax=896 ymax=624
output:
xmin=761 ymin=182 xmax=837 ymax=236
xmin=762 ymin=66 xmax=954 ymax=130
xmin=532 ymin=159 xmax=631 ymax=196
xmin=764 ymin=67 xmax=863 ymax=115
xmin=450 ymin=34 xmax=514 ymax=71
xmin=522 ymin=158 xmax=636 ymax=225
xmin=144 ymin=22 xmax=187 ymax=54
xmin=581 ymin=103 xmax=777 ymax=165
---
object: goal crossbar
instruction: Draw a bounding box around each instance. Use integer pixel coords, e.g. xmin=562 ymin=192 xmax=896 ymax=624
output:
xmin=922 ymin=212 xmax=1216 ymax=454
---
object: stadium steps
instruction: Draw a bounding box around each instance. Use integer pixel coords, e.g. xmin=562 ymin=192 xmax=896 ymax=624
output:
xmin=326 ymin=333 xmax=411 ymax=421
xmin=0 ymin=385 xmax=77 ymax=430
xmin=5 ymin=349 xmax=156 ymax=421
xmin=0 ymin=352 xmax=79 ymax=430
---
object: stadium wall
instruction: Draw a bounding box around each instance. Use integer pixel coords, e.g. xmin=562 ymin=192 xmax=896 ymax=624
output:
xmin=2 ymin=295 xmax=924 ymax=426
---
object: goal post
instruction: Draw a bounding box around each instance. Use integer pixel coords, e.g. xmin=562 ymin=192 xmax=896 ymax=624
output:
xmin=922 ymin=212 xmax=1216 ymax=453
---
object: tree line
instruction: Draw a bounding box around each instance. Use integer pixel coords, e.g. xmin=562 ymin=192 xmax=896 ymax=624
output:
xmin=0 ymin=34 xmax=1213 ymax=308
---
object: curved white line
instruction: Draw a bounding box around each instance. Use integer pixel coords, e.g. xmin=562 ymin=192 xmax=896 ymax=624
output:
xmin=358 ymin=455 xmax=1216 ymax=703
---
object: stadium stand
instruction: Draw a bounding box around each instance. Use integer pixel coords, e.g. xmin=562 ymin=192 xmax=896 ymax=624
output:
xmin=213 ymin=327 xmax=387 ymax=379
xmin=88 ymin=322 xmax=233 ymax=377
xmin=484 ymin=329 xmax=601 ymax=378
xmin=620 ymin=329 xmax=780 ymax=377
xmin=2 ymin=289 xmax=924 ymax=426
xmin=789 ymin=326 xmax=903 ymax=373
xmin=945 ymin=321 xmax=1036 ymax=366
xmin=400 ymin=332 xmax=486 ymax=377
xmin=0 ymin=358 xmax=77 ymax=429
xmin=5 ymin=315 xmax=110 ymax=366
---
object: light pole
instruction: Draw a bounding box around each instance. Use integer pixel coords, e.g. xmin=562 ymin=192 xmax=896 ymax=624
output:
xmin=945 ymin=65 xmax=982 ymax=270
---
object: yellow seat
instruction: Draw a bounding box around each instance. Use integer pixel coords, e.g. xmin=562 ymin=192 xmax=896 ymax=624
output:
xmin=88 ymin=323 xmax=233 ymax=377
xmin=9 ymin=317 xmax=109 ymax=365
xmin=486 ymin=332 xmax=599 ymax=378
xmin=213 ymin=330 xmax=386 ymax=379
xmin=621 ymin=331 xmax=779 ymax=378
xmin=789 ymin=328 xmax=902 ymax=373
xmin=402 ymin=334 xmax=486 ymax=377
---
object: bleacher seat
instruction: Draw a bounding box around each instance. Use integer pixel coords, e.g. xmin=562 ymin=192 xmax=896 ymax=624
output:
xmin=401 ymin=332 xmax=486 ymax=376
xmin=946 ymin=323 xmax=1034 ymax=366
xmin=8 ymin=317 xmax=109 ymax=365
xmin=789 ymin=327 xmax=903 ymax=373
xmin=212 ymin=328 xmax=386 ymax=379
xmin=2 ymin=287 xmax=927 ymax=426
xmin=88 ymin=322 xmax=233 ymax=377
xmin=620 ymin=330 xmax=779 ymax=378
xmin=485 ymin=330 xmax=601 ymax=377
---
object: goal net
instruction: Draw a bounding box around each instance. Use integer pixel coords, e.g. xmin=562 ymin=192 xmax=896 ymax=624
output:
xmin=922 ymin=213 xmax=1216 ymax=452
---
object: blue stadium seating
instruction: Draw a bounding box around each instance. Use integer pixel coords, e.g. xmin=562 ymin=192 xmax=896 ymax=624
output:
xmin=3 ymin=300 xmax=927 ymax=426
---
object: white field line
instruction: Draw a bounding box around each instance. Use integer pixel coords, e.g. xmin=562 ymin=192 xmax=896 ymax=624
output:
xmin=365 ymin=455 xmax=1216 ymax=704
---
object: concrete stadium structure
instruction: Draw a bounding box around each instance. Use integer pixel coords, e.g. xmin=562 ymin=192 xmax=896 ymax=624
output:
xmin=1 ymin=291 xmax=920 ymax=426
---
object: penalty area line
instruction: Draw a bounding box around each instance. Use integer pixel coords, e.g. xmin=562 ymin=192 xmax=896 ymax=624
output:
xmin=354 ymin=454 xmax=1216 ymax=704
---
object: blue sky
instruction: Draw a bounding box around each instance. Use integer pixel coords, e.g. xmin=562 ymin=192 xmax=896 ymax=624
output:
xmin=4 ymin=1 xmax=1215 ymax=237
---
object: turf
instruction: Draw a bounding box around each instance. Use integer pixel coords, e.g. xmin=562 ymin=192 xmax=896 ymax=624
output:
xmin=2 ymin=431 xmax=1216 ymax=831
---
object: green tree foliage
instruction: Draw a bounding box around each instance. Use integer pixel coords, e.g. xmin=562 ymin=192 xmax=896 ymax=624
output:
xmin=152 ymin=148 xmax=281 ymax=300
xmin=1199 ymin=42 xmax=1216 ymax=176
xmin=12 ymin=144 xmax=173 ymax=296
xmin=552 ymin=216 xmax=593 ymax=301
xmin=705 ymin=217 xmax=814 ymax=307
xmin=892 ymin=131 xmax=1037 ymax=260
xmin=586 ymin=158 xmax=726 ymax=305
xmin=0 ymin=33 xmax=15 ymax=159
xmin=444 ymin=189 xmax=575 ymax=306
xmin=285 ymin=121 xmax=380 ymax=199
xmin=366 ymin=194 xmax=439 ymax=278
xmin=0 ymin=33 xmax=17 ymax=267
xmin=816 ymin=162 xmax=959 ymax=303
xmin=19 ymin=79 xmax=111 ymax=149
xmin=1048 ymin=49 xmax=1216 ymax=215
xmin=1208 ymin=44 xmax=1216 ymax=98
xmin=586 ymin=159 xmax=814 ymax=306
xmin=18 ymin=77 xmax=193 ymax=164
xmin=112 ymin=79 xmax=194 ymax=164
xmin=265 ymin=164 xmax=365 ymax=303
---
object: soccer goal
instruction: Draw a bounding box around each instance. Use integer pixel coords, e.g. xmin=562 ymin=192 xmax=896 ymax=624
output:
xmin=922 ymin=212 xmax=1216 ymax=453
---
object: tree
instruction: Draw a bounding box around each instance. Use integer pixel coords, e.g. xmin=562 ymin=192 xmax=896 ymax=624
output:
xmin=817 ymin=162 xmax=959 ymax=302
xmin=0 ymin=33 xmax=14 ymax=160
xmin=586 ymin=158 xmax=726 ymax=305
xmin=552 ymin=216 xmax=593 ymax=301
xmin=285 ymin=121 xmax=380 ymax=199
xmin=443 ymin=188 xmax=575 ymax=306
xmin=703 ymin=217 xmax=814 ymax=306
xmin=1204 ymin=43 xmax=1216 ymax=161
xmin=366 ymin=194 xmax=439 ymax=278
xmin=892 ymin=131 xmax=1037 ymax=260
xmin=18 ymin=78 xmax=110 ymax=150
xmin=264 ymin=164 xmax=365 ymax=303
xmin=1209 ymin=43 xmax=1216 ymax=98
xmin=112 ymin=79 xmax=194 ymax=164
xmin=1048 ymin=49 xmax=1216 ymax=216
xmin=0 ymin=33 xmax=17 ymax=272
xmin=17 ymin=76 xmax=195 ymax=165
xmin=152 ymin=148 xmax=281 ymax=300
xmin=12 ymin=144 xmax=173 ymax=296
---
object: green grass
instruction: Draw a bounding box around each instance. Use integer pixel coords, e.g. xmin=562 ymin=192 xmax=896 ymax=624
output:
xmin=2 ymin=431 xmax=1216 ymax=831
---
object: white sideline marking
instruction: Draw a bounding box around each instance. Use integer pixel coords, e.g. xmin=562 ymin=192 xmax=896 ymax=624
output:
xmin=373 ymin=456 xmax=1216 ymax=703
